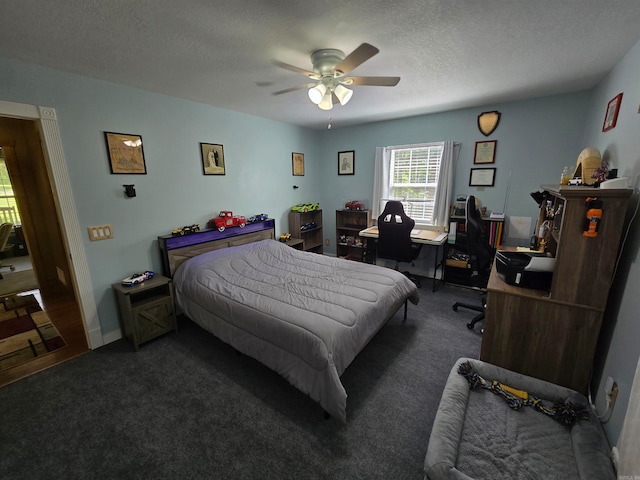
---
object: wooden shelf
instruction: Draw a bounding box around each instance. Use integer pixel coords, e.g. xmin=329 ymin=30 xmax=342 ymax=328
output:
xmin=289 ymin=209 xmax=323 ymax=254
xmin=481 ymin=184 xmax=632 ymax=392
xmin=336 ymin=210 xmax=372 ymax=263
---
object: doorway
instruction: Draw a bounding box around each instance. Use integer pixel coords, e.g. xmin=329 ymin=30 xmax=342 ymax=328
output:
xmin=0 ymin=116 xmax=89 ymax=386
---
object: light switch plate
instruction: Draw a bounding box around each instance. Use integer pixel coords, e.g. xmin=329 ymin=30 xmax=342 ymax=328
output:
xmin=88 ymin=224 xmax=113 ymax=241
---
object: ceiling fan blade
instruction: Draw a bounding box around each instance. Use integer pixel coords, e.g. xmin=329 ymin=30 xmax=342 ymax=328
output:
xmin=273 ymin=61 xmax=318 ymax=79
xmin=334 ymin=43 xmax=379 ymax=75
xmin=346 ymin=76 xmax=401 ymax=86
xmin=272 ymin=83 xmax=316 ymax=96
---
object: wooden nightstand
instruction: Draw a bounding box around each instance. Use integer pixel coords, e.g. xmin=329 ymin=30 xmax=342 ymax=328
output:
xmin=112 ymin=274 xmax=177 ymax=351
xmin=285 ymin=237 xmax=304 ymax=250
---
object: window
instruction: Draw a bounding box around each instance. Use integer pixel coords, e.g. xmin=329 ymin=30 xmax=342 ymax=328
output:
xmin=0 ymin=149 xmax=22 ymax=225
xmin=388 ymin=142 xmax=444 ymax=226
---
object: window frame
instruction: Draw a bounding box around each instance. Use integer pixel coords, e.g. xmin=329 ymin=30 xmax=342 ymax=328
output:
xmin=386 ymin=142 xmax=444 ymax=227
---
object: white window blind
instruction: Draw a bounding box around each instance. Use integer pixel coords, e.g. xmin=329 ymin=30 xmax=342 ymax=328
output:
xmin=388 ymin=143 xmax=444 ymax=225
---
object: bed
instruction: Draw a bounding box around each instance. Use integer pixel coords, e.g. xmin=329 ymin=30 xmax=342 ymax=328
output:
xmin=158 ymin=219 xmax=419 ymax=421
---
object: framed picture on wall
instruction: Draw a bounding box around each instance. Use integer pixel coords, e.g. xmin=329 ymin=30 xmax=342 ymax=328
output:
xmin=104 ymin=132 xmax=147 ymax=174
xmin=292 ymin=152 xmax=304 ymax=176
xmin=200 ymin=143 xmax=225 ymax=175
xmin=338 ymin=150 xmax=355 ymax=175
xmin=469 ymin=168 xmax=496 ymax=187
xmin=473 ymin=140 xmax=496 ymax=164
xmin=602 ymin=93 xmax=623 ymax=132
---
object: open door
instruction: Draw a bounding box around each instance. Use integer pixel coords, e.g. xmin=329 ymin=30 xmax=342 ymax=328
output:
xmin=0 ymin=124 xmax=73 ymax=296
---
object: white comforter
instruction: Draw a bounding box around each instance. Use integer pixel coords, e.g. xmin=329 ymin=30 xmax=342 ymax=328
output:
xmin=173 ymin=239 xmax=419 ymax=422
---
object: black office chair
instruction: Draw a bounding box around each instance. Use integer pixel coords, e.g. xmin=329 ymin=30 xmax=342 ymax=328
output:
xmin=377 ymin=201 xmax=423 ymax=287
xmin=452 ymin=195 xmax=495 ymax=329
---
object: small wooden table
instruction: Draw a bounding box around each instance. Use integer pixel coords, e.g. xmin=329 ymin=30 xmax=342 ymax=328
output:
xmin=112 ymin=274 xmax=177 ymax=351
xmin=284 ymin=237 xmax=304 ymax=250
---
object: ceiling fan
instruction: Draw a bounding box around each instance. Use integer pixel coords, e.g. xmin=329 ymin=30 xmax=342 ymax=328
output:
xmin=272 ymin=43 xmax=400 ymax=110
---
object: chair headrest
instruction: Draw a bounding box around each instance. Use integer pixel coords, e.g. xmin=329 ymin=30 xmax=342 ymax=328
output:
xmin=381 ymin=200 xmax=406 ymax=216
xmin=378 ymin=201 xmax=415 ymax=229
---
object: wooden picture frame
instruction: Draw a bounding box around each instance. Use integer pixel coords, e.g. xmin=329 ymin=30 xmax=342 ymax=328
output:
xmin=469 ymin=168 xmax=496 ymax=187
xmin=292 ymin=152 xmax=304 ymax=176
xmin=602 ymin=93 xmax=623 ymax=132
xmin=473 ymin=140 xmax=496 ymax=164
xmin=105 ymin=132 xmax=146 ymax=174
xmin=200 ymin=143 xmax=225 ymax=175
xmin=338 ymin=150 xmax=355 ymax=175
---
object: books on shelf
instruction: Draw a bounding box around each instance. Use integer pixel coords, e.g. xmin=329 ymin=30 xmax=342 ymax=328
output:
xmin=488 ymin=220 xmax=503 ymax=248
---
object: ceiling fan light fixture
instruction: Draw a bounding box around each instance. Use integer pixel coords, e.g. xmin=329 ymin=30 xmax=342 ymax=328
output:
xmin=318 ymin=92 xmax=333 ymax=110
xmin=308 ymin=83 xmax=327 ymax=104
xmin=334 ymin=84 xmax=353 ymax=106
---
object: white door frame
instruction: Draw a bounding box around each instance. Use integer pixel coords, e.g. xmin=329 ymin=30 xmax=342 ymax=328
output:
xmin=0 ymin=100 xmax=103 ymax=349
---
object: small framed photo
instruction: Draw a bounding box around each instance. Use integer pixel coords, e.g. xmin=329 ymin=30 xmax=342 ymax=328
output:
xmin=602 ymin=93 xmax=623 ymax=132
xmin=338 ymin=150 xmax=355 ymax=175
xmin=473 ymin=140 xmax=496 ymax=164
xmin=469 ymin=168 xmax=496 ymax=187
xmin=200 ymin=143 xmax=225 ymax=175
xmin=104 ymin=132 xmax=146 ymax=174
xmin=292 ymin=152 xmax=304 ymax=176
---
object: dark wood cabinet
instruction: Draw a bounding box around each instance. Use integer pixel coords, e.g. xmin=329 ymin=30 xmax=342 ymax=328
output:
xmin=481 ymin=185 xmax=632 ymax=393
xmin=336 ymin=209 xmax=372 ymax=262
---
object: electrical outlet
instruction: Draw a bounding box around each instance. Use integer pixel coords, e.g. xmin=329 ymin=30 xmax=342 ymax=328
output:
xmin=605 ymin=376 xmax=615 ymax=395
xmin=610 ymin=382 xmax=619 ymax=410
xmin=325 ymin=238 xmax=330 ymax=246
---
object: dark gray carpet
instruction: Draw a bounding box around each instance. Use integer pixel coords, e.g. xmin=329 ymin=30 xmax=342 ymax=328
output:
xmin=0 ymin=282 xmax=482 ymax=480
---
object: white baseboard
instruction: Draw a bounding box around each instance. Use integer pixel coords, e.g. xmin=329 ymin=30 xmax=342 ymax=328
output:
xmin=101 ymin=329 xmax=123 ymax=345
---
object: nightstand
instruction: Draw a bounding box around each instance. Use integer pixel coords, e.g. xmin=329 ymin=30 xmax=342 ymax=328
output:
xmin=112 ymin=274 xmax=177 ymax=351
xmin=285 ymin=237 xmax=304 ymax=250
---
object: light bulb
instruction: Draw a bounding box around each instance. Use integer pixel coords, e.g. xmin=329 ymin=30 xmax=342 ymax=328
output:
xmin=308 ymin=84 xmax=327 ymax=104
xmin=334 ymin=84 xmax=353 ymax=106
xmin=318 ymin=92 xmax=333 ymax=110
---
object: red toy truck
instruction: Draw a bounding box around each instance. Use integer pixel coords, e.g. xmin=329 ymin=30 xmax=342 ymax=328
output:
xmin=210 ymin=211 xmax=247 ymax=232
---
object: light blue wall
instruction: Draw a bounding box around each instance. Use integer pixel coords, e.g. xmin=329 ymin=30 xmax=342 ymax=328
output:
xmin=0 ymin=56 xmax=321 ymax=339
xmin=318 ymin=92 xmax=591 ymax=251
xmin=2 ymin=36 xmax=639 ymax=447
xmin=581 ymin=38 xmax=640 ymax=446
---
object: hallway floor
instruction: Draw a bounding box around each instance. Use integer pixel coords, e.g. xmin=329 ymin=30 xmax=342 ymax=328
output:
xmin=0 ymin=282 xmax=89 ymax=388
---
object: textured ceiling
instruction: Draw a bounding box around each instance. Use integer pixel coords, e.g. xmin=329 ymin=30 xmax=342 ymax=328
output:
xmin=1 ymin=0 xmax=640 ymax=130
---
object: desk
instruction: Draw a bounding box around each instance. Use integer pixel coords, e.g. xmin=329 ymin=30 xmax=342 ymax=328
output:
xmin=481 ymin=258 xmax=602 ymax=393
xmin=359 ymin=226 xmax=447 ymax=292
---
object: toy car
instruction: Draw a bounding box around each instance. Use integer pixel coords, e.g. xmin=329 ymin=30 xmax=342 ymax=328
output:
xmin=279 ymin=233 xmax=291 ymax=242
xmin=171 ymin=224 xmax=200 ymax=236
xmin=248 ymin=213 xmax=269 ymax=223
xmin=121 ymin=270 xmax=154 ymax=286
xmin=209 ymin=211 xmax=247 ymax=232
xmin=345 ymin=200 xmax=364 ymax=210
xmin=300 ymin=222 xmax=317 ymax=231
xmin=291 ymin=202 xmax=320 ymax=213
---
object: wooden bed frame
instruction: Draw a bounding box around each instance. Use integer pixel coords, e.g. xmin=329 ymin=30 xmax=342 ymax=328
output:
xmin=158 ymin=219 xmax=275 ymax=277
